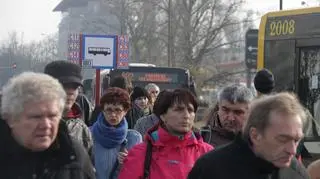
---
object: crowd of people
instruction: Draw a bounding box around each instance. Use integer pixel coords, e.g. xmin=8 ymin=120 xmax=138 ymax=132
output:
xmin=1 ymin=60 xmax=320 ymax=179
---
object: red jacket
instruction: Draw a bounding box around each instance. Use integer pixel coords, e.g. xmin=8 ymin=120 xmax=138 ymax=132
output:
xmin=118 ymin=126 xmax=213 ymax=179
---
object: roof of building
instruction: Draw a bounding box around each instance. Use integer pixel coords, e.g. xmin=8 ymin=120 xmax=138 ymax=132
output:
xmin=53 ymin=0 xmax=91 ymax=12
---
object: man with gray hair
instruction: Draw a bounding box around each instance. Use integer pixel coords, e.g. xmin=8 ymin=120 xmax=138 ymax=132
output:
xmin=189 ymin=92 xmax=309 ymax=179
xmin=0 ymin=72 xmax=95 ymax=179
xmin=202 ymin=84 xmax=254 ymax=147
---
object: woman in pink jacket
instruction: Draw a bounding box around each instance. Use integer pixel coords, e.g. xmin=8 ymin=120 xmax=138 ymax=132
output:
xmin=119 ymin=88 xmax=213 ymax=179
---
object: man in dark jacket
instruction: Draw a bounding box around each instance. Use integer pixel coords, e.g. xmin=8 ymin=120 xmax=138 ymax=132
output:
xmin=202 ymin=84 xmax=253 ymax=147
xmin=0 ymin=72 xmax=95 ymax=179
xmin=44 ymin=60 xmax=93 ymax=153
xmin=188 ymin=92 xmax=309 ymax=179
xmin=254 ymin=68 xmax=320 ymax=166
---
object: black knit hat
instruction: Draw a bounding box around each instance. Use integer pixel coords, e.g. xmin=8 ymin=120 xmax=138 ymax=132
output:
xmin=44 ymin=60 xmax=83 ymax=86
xmin=254 ymin=68 xmax=275 ymax=94
xmin=131 ymin=86 xmax=149 ymax=101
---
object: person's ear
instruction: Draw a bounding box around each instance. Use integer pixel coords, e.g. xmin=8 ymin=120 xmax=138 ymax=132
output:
xmin=249 ymin=127 xmax=262 ymax=145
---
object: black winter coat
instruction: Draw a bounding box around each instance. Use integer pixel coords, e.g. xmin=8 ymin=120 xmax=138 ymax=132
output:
xmin=188 ymin=134 xmax=309 ymax=179
xmin=0 ymin=119 xmax=95 ymax=179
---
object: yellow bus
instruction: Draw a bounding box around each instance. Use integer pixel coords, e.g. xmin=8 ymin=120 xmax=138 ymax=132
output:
xmin=258 ymin=7 xmax=320 ymax=119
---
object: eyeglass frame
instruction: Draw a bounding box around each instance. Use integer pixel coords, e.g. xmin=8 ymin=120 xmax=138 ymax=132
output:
xmin=103 ymin=107 xmax=125 ymax=114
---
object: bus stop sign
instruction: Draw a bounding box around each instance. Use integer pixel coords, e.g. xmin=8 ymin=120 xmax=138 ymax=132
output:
xmin=245 ymin=29 xmax=258 ymax=69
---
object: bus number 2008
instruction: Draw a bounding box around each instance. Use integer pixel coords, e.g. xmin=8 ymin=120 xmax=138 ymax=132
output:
xmin=269 ymin=19 xmax=295 ymax=36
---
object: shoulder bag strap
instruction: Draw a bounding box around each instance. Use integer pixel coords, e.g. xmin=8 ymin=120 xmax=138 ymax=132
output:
xmin=143 ymin=141 xmax=153 ymax=179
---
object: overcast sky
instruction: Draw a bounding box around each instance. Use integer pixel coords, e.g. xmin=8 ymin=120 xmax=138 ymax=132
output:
xmin=0 ymin=0 xmax=319 ymax=43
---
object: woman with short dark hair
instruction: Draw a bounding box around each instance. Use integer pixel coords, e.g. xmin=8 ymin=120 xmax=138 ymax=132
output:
xmin=119 ymin=88 xmax=213 ymax=179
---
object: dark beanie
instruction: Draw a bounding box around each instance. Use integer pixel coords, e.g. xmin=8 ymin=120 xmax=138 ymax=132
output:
xmin=131 ymin=86 xmax=149 ymax=101
xmin=44 ymin=60 xmax=82 ymax=86
xmin=254 ymin=68 xmax=275 ymax=94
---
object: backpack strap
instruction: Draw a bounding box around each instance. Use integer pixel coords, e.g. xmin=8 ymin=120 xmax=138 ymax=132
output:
xmin=109 ymin=139 xmax=128 ymax=179
xmin=143 ymin=140 xmax=153 ymax=179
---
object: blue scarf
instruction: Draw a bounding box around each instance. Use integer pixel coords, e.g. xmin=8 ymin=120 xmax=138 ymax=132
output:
xmin=91 ymin=113 xmax=128 ymax=149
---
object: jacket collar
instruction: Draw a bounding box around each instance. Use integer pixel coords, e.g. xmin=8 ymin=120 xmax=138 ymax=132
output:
xmin=65 ymin=104 xmax=82 ymax=119
xmin=234 ymin=134 xmax=278 ymax=174
xmin=145 ymin=124 xmax=202 ymax=147
xmin=0 ymin=119 xmax=76 ymax=164
xmin=210 ymin=112 xmax=237 ymax=141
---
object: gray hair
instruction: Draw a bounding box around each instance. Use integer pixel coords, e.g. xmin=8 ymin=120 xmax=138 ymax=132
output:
xmin=145 ymin=83 xmax=160 ymax=91
xmin=1 ymin=72 xmax=66 ymax=119
xmin=217 ymin=84 xmax=254 ymax=104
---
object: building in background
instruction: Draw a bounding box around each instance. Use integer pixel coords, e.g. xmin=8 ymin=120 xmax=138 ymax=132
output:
xmin=53 ymin=0 xmax=121 ymax=79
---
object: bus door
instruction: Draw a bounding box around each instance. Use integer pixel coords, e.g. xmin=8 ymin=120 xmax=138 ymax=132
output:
xmin=263 ymin=39 xmax=296 ymax=92
xmin=296 ymin=39 xmax=320 ymax=123
xmin=296 ymin=41 xmax=320 ymax=163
